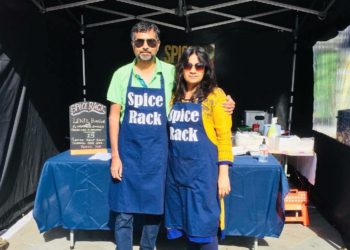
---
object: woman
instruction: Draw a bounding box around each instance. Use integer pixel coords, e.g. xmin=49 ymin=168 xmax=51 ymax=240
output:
xmin=165 ymin=46 xmax=233 ymax=250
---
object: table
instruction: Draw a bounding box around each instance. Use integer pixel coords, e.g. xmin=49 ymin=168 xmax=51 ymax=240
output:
xmin=33 ymin=151 xmax=289 ymax=249
xmin=33 ymin=151 xmax=113 ymax=232
xmin=270 ymin=150 xmax=317 ymax=185
xmin=286 ymin=154 xmax=317 ymax=185
xmin=224 ymin=155 xmax=289 ymax=239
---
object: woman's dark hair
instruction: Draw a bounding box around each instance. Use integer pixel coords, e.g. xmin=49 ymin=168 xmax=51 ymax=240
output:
xmin=173 ymin=46 xmax=217 ymax=103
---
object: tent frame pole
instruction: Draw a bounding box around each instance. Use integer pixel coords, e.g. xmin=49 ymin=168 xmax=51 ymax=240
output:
xmin=45 ymin=0 xmax=105 ymax=12
xmin=85 ymin=5 xmax=292 ymax=32
xmin=0 ymin=86 xmax=26 ymax=190
xmin=191 ymin=7 xmax=292 ymax=32
xmin=81 ymin=14 xmax=87 ymax=102
xmin=114 ymin=0 xmax=175 ymax=14
xmin=186 ymin=0 xmax=252 ymax=15
xmin=287 ymin=14 xmax=299 ymax=134
xmin=31 ymin=0 xmax=329 ymax=33
xmin=253 ymin=0 xmax=323 ymax=17
xmin=31 ymin=0 xmax=44 ymax=12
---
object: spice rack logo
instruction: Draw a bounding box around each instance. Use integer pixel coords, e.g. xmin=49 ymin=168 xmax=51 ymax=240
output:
xmin=159 ymin=44 xmax=215 ymax=64
xmin=70 ymin=102 xmax=106 ymax=116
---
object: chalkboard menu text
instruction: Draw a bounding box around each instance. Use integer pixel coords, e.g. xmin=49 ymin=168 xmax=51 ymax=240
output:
xmin=69 ymin=101 xmax=108 ymax=155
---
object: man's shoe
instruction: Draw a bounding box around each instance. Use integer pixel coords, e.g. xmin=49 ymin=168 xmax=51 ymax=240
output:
xmin=0 ymin=238 xmax=9 ymax=250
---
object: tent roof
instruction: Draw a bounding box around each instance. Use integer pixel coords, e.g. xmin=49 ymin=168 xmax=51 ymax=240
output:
xmin=31 ymin=0 xmax=335 ymax=33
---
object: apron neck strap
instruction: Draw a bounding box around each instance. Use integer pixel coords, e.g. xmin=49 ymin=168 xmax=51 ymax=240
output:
xmin=127 ymin=69 xmax=165 ymax=89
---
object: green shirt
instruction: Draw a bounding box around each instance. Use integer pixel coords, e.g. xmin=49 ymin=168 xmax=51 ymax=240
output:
xmin=107 ymin=58 xmax=175 ymax=122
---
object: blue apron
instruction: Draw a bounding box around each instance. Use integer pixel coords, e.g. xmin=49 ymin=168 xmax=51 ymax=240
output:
xmin=165 ymin=101 xmax=220 ymax=237
xmin=109 ymin=71 xmax=168 ymax=215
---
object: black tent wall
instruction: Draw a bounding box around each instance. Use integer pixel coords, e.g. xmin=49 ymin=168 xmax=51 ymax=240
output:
xmin=0 ymin=0 xmax=350 ymax=248
xmin=0 ymin=0 xmax=81 ymax=229
xmin=292 ymin=1 xmax=350 ymax=246
xmin=84 ymin=24 xmax=294 ymax=130
xmin=312 ymin=132 xmax=350 ymax=248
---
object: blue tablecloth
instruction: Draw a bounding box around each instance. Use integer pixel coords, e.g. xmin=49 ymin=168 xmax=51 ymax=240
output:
xmin=33 ymin=151 xmax=113 ymax=232
xmin=33 ymin=151 xmax=288 ymax=238
xmin=224 ymin=155 xmax=289 ymax=238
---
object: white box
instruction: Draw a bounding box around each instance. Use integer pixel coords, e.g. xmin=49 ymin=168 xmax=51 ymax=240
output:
xmin=276 ymin=135 xmax=300 ymax=151
xmin=244 ymin=110 xmax=266 ymax=128
xmin=274 ymin=136 xmax=314 ymax=154
xmin=234 ymin=132 xmax=264 ymax=152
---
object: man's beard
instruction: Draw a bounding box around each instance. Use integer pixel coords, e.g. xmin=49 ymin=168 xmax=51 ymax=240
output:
xmin=138 ymin=52 xmax=154 ymax=61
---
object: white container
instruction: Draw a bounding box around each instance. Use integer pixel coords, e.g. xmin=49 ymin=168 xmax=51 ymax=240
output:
xmin=274 ymin=135 xmax=299 ymax=151
xmin=299 ymin=137 xmax=315 ymax=154
xmin=263 ymin=124 xmax=282 ymax=136
xmin=244 ymin=110 xmax=266 ymax=127
xmin=234 ymin=132 xmax=264 ymax=152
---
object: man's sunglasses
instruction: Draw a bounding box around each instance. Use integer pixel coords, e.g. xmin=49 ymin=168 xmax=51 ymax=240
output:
xmin=133 ymin=39 xmax=158 ymax=48
xmin=183 ymin=62 xmax=205 ymax=72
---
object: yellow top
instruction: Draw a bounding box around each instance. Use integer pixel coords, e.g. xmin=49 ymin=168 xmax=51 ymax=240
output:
xmin=202 ymin=88 xmax=233 ymax=232
xmin=201 ymin=87 xmax=234 ymax=164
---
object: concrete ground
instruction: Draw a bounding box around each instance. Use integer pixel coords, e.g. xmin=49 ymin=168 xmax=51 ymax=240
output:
xmin=1 ymin=205 xmax=347 ymax=250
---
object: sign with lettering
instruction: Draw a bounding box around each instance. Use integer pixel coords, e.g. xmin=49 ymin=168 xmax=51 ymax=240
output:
xmin=127 ymin=92 xmax=163 ymax=125
xmin=69 ymin=101 xmax=108 ymax=155
xmin=169 ymin=109 xmax=199 ymax=142
xmin=158 ymin=44 xmax=215 ymax=64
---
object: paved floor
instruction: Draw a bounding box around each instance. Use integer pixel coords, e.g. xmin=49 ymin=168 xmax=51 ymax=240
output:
xmin=1 ymin=205 xmax=347 ymax=250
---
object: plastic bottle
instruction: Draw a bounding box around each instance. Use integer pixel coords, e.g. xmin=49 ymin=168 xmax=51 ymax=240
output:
xmin=267 ymin=117 xmax=278 ymax=138
xmin=258 ymin=138 xmax=268 ymax=163
xmin=266 ymin=106 xmax=274 ymax=124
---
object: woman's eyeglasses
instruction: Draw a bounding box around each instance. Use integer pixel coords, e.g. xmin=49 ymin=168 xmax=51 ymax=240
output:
xmin=183 ymin=62 xmax=205 ymax=72
xmin=133 ymin=39 xmax=158 ymax=48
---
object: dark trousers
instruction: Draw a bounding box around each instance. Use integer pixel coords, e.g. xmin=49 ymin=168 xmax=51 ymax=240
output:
xmin=186 ymin=237 xmax=219 ymax=250
xmin=114 ymin=213 xmax=161 ymax=250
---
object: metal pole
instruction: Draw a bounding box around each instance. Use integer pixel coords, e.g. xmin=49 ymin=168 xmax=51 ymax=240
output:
xmin=70 ymin=229 xmax=75 ymax=249
xmin=31 ymin=0 xmax=44 ymax=12
xmin=254 ymin=0 xmax=322 ymax=16
xmin=81 ymin=14 xmax=87 ymax=101
xmin=0 ymin=86 xmax=26 ymax=189
xmin=287 ymin=15 xmax=299 ymax=134
xmin=45 ymin=0 xmax=105 ymax=12
xmin=114 ymin=0 xmax=175 ymax=14
xmin=254 ymin=237 xmax=258 ymax=250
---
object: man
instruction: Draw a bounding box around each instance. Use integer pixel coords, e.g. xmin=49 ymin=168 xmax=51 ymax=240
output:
xmin=107 ymin=21 xmax=234 ymax=250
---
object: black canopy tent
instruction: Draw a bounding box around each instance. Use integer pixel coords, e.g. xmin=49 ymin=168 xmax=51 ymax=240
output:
xmin=1 ymin=0 xmax=350 ymax=247
xmin=25 ymin=0 xmax=337 ymax=133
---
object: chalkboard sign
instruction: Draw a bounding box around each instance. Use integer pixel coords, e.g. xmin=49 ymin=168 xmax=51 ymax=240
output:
xmin=69 ymin=101 xmax=108 ymax=155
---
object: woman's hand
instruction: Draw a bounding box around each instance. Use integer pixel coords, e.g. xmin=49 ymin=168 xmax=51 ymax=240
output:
xmin=218 ymin=165 xmax=231 ymax=199
xmin=222 ymin=95 xmax=236 ymax=114
xmin=110 ymin=157 xmax=123 ymax=181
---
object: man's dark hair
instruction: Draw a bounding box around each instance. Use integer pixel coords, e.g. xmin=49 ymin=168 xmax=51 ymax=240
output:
xmin=130 ymin=21 xmax=160 ymax=41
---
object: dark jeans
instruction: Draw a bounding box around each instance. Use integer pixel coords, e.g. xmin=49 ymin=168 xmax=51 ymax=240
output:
xmin=186 ymin=237 xmax=218 ymax=250
xmin=114 ymin=213 xmax=161 ymax=250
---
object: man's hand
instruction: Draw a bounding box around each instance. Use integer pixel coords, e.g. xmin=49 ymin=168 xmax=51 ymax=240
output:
xmin=222 ymin=95 xmax=235 ymax=114
xmin=110 ymin=157 xmax=123 ymax=181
